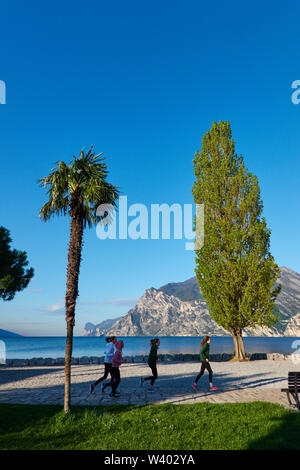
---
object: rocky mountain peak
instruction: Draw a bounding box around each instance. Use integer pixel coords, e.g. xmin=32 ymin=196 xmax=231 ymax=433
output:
xmin=82 ymin=267 xmax=300 ymax=337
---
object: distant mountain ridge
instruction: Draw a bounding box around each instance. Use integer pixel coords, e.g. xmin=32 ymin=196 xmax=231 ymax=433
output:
xmin=0 ymin=329 xmax=22 ymax=338
xmin=82 ymin=318 xmax=122 ymax=337
xmin=82 ymin=267 xmax=300 ymax=337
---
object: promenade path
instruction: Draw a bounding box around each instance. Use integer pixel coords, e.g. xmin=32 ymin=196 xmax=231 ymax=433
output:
xmin=1 ymin=360 xmax=299 ymax=410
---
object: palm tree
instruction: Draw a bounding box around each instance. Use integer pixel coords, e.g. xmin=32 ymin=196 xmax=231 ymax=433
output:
xmin=39 ymin=146 xmax=119 ymax=413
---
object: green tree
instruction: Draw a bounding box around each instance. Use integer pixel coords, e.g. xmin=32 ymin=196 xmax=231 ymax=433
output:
xmin=192 ymin=121 xmax=281 ymax=360
xmin=0 ymin=227 xmax=34 ymax=301
xmin=39 ymin=147 xmax=119 ymax=413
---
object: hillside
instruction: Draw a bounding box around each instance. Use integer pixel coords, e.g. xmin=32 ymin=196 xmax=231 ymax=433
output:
xmin=82 ymin=267 xmax=300 ymax=337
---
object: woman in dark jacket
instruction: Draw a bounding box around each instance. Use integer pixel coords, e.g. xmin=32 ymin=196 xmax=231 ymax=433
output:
xmin=140 ymin=338 xmax=160 ymax=392
xmin=192 ymin=336 xmax=218 ymax=391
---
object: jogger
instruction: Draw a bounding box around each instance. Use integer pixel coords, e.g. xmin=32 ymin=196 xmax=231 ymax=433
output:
xmin=90 ymin=337 xmax=116 ymax=394
xmin=103 ymin=340 xmax=126 ymax=397
xmin=141 ymin=338 xmax=160 ymax=391
xmin=192 ymin=336 xmax=218 ymax=391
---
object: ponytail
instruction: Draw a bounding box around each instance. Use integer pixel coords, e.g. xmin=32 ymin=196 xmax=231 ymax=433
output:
xmin=200 ymin=336 xmax=210 ymax=348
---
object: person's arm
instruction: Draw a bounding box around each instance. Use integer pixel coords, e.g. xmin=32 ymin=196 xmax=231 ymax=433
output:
xmin=200 ymin=343 xmax=209 ymax=361
xmin=107 ymin=343 xmax=115 ymax=358
xmin=204 ymin=343 xmax=209 ymax=362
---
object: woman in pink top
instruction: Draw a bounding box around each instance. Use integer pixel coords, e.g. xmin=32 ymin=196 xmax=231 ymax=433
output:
xmin=102 ymin=340 xmax=126 ymax=397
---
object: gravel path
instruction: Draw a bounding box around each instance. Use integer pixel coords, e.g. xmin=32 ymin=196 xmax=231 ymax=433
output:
xmin=0 ymin=360 xmax=299 ymax=410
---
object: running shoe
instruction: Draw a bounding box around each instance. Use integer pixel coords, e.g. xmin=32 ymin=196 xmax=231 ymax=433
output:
xmin=209 ymin=386 xmax=218 ymax=391
xmin=191 ymin=383 xmax=199 ymax=391
xmin=109 ymin=393 xmax=117 ymax=398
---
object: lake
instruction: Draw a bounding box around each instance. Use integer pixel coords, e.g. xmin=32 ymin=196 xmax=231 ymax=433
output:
xmin=1 ymin=335 xmax=300 ymax=359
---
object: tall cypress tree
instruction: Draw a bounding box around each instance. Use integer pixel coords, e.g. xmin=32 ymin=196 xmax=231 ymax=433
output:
xmin=192 ymin=121 xmax=281 ymax=360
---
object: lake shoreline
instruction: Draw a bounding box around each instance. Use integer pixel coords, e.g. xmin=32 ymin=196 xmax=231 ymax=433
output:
xmin=2 ymin=352 xmax=299 ymax=367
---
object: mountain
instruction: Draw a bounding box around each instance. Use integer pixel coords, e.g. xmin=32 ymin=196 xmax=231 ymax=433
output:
xmin=106 ymin=288 xmax=228 ymax=336
xmin=158 ymin=277 xmax=204 ymax=302
xmin=82 ymin=317 xmax=122 ymax=337
xmin=82 ymin=267 xmax=300 ymax=337
xmin=0 ymin=329 xmax=22 ymax=337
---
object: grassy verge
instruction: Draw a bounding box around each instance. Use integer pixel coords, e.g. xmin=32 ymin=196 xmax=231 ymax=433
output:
xmin=0 ymin=402 xmax=300 ymax=450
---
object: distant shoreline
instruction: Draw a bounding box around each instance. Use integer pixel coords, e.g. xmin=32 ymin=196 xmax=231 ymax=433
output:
xmin=2 ymin=352 xmax=299 ymax=367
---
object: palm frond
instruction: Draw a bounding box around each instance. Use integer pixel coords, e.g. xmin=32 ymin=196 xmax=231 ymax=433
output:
xmin=39 ymin=147 xmax=119 ymax=227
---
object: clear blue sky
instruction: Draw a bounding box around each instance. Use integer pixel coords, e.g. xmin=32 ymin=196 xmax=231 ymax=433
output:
xmin=0 ymin=0 xmax=299 ymax=336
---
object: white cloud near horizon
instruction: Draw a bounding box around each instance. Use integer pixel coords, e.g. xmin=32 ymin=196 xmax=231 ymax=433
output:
xmin=37 ymin=302 xmax=64 ymax=315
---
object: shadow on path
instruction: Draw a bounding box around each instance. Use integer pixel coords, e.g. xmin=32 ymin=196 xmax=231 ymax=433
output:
xmin=0 ymin=364 xmax=291 ymax=407
xmin=0 ymin=367 xmax=63 ymax=386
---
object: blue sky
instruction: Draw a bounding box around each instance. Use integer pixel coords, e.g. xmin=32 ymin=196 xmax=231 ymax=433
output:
xmin=0 ymin=0 xmax=299 ymax=336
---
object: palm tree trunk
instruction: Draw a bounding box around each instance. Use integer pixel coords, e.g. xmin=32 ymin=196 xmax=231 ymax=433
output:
xmin=64 ymin=319 xmax=74 ymax=413
xmin=232 ymin=329 xmax=247 ymax=361
xmin=64 ymin=200 xmax=83 ymax=414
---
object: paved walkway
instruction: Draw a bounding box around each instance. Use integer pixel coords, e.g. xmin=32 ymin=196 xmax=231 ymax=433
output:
xmin=0 ymin=361 xmax=299 ymax=411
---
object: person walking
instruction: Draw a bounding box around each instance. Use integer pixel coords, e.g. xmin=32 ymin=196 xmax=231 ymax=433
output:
xmin=140 ymin=338 xmax=160 ymax=392
xmin=103 ymin=340 xmax=126 ymax=397
xmin=192 ymin=336 xmax=218 ymax=391
xmin=90 ymin=336 xmax=115 ymax=394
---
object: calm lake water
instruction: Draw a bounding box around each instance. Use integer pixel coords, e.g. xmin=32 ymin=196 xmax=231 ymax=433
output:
xmin=1 ymin=336 xmax=300 ymax=359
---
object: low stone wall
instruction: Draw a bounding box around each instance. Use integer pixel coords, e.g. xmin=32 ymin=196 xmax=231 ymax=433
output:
xmin=1 ymin=352 xmax=296 ymax=367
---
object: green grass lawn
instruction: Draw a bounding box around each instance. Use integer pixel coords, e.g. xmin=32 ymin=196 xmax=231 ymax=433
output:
xmin=0 ymin=402 xmax=299 ymax=450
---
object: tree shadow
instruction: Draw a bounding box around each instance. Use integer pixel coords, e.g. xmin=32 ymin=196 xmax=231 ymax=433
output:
xmin=209 ymin=371 xmax=287 ymax=391
xmin=1 ymin=400 xmax=300 ymax=450
xmin=73 ymin=369 xmax=289 ymax=405
xmin=0 ymin=363 xmax=292 ymax=409
xmin=247 ymin=413 xmax=300 ymax=450
xmin=0 ymin=367 xmax=63 ymax=386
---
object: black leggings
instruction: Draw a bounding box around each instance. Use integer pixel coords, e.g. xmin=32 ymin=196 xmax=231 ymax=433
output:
xmin=144 ymin=363 xmax=158 ymax=386
xmin=104 ymin=367 xmax=121 ymax=393
xmin=195 ymin=361 xmax=213 ymax=383
xmin=94 ymin=363 xmax=112 ymax=386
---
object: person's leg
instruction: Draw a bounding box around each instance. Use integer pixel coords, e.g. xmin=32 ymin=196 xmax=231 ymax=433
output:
xmin=94 ymin=363 xmax=110 ymax=386
xmin=195 ymin=361 xmax=206 ymax=383
xmin=150 ymin=364 xmax=158 ymax=387
xmin=108 ymin=363 xmax=113 ymax=380
xmin=206 ymin=362 xmax=213 ymax=384
xmin=116 ymin=368 xmax=121 ymax=392
xmin=104 ymin=366 xmax=115 ymax=391
xmin=112 ymin=368 xmax=120 ymax=394
xmin=110 ymin=367 xmax=117 ymax=393
xmin=144 ymin=363 xmax=155 ymax=382
xmin=205 ymin=362 xmax=217 ymax=389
